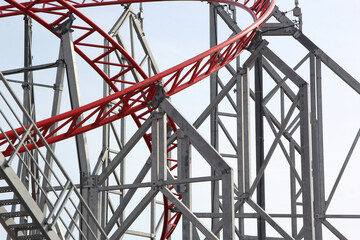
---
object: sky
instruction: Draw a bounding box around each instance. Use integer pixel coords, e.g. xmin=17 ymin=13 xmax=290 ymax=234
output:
xmin=0 ymin=0 xmax=359 ymax=239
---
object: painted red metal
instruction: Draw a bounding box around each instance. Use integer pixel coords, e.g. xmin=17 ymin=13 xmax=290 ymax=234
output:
xmin=0 ymin=0 xmax=275 ymax=238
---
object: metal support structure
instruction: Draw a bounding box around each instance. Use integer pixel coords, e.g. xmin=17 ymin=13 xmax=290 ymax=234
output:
xmin=177 ymin=130 xmax=193 ymax=240
xmin=0 ymin=1 xmax=359 ymax=240
xmin=59 ymin=25 xmax=93 ymax=240
xmin=310 ymin=53 xmax=325 ymax=239
xmin=299 ymin=84 xmax=316 ymax=240
xmin=254 ymin=51 xmax=266 ymax=240
xmin=209 ymin=4 xmax=220 ymax=235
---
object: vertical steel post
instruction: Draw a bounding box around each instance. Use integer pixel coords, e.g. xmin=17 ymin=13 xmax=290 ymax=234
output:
xmin=310 ymin=53 xmax=325 ymax=240
xmin=237 ymin=68 xmax=248 ymax=237
xmin=243 ymin=67 xmax=251 ymax=194
xmin=315 ymin=55 xmax=325 ymax=238
xmin=299 ymin=84 xmax=315 ymax=240
xmin=119 ymin=83 xmax=126 ymax=238
xmin=151 ymin=111 xmax=167 ymax=182
xmin=237 ymin=65 xmax=251 ymax=238
xmin=255 ymin=55 xmax=266 ymax=239
xmin=40 ymin=48 xmax=65 ymax=214
xmin=61 ymin=28 xmax=91 ymax=180
xmin=290 ymin=141 xmax=298 ymax=237
xmin=222 ymin=168 xmax=235 ymax=240
xmin=60 ymin=27 xmax=92 ymax=239
xmin=101 ymin=39 xmax=110 ymax=230
xmin=209 ymin=4 xmax=220 ymax=233
xmin=178 ymin=130 xmax=193 ymax=240
xmin=23 ymin=15 xmax=33 ymax=126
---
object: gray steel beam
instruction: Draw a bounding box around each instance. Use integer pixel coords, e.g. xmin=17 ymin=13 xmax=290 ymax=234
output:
xmin=159 ymin=98 xmax=235 ymax=238
xmin=61 ymin=28 xmax=91 ymax=178
xmin=290 ymin=141 xmax=298 ymax=238
xmin=209 ymin=4 xmax=220 ymax=234
xmin=322 ymin=219 xmax=347 ymax=240
xmin=262 ymin=46 xmax=306 ymax=87
xmin=211 ymin=2 xmax=242 ymax=33
xmin=270 ymin=6 xmax=360 ymax=94
xmin=314 ymin=48 xmax=360 ymax=94
xmin=310 ymin=53 xmax=325 ymax=239
xmin=299 ymin=84 xmax=315 ymax=240
xmin=263 ymin=109 xmax=302 ymax=185
xmin=129 ymin=13 xmax=160 ymax=75
xmin=325 ymin=129 xmax=360 ymax=212
xmin=2 ymin=61 xmax=60 ymax=75
xmin=101 ymin=39 xmax=111 ymax=230
xmin=237 ymin=68 xmax=248 ymax=238
xmin=60 ymin=28 xmax=92 ymax=239
xmin=104 ymin=158 xmax=152 ymax=234
xmin=109 ymin=189 xmax=159 ymax=240
xmin=160 ymin=99 xmax=231 ymax=174
xmin=40 ymin=46 xmax=66 ymax=214
xmin=178 ymin=130 xmax=193 ymax=240
xmin=151 ymin=111 xmax=167 ymax=182
xmin=246 ymin=198 xmax=294 ymax=240
xmin=193 ymin=75 xmax=237 ymax=128
xmin=249 ymin=93 xmax=300 ymax=197
xmin=261 ymin=22 xmax=296 ymax=36
xmin=294 ymin=32 xmax=360 ymax=94
xmin=98 ymin=117 xmax=151 ymax=184
xmin=255 ymin=55 xmax=266 ymax=240
xmin=162 ymin=187 xmax=219 ymax=240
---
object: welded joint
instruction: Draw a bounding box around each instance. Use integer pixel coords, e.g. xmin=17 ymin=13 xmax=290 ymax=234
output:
xmin=313 ymin=48 xmax=323 ymax=57
xmin=237 ymin=67 xmax=247 ymax=75
xmin=21 ymin=82 xmax=31 ymax=90
xmin=53 ymin=83 xmax=63 ymax=91
xmin=176 ymin=129 xmax=185 ymax=139
xmin=148 ymin=84 xmax=168 ymax=107
xmin=315 ymin=214 xmax=325 ymax=223
xmin=221 ymin=167 xmax=232 ymax=175
xmin=243 ymin=39 xmax=268 ymax=68
xmin=52 ymin=14 xmax=76 ymax=35
xmin=299 ymin=81 xmax=309 ymax=89
xmin=56 ymin=59 xmax=66 ymax=67
xmin=239 ymin=193 xmax=249 ymax=200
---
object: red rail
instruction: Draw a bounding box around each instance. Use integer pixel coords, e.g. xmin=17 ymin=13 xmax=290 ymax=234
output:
xmin=0 ymin=0 xmax=275 ymax=238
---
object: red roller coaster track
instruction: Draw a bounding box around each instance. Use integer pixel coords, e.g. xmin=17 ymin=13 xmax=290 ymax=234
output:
xmin=0 ymin=0 xmax=275 ymax=239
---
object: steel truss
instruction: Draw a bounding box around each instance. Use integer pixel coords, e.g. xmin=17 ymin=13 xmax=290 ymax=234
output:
xmin=0 ymin=1 xmax=359 ymax=240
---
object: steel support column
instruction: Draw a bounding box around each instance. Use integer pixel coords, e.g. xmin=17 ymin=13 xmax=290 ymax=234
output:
xmin=299 ymin=84 xmax=315 ymax=240
xmin=178 ymin=130 xmax=193 ymax=240
xmin=209 ymin=4 xmax=220 ymax=234
xmin=255 ymin=54 xmax=266 ymax=240
xmin=60 ymin=26 xmax=92 ymax=239
xmin=237 ymin=67 xmax=250 ymax=238
xmin=310 ymin=53 xmax=325 ymax=239
xmin=39 ymin=48 xmax=65 ymax=214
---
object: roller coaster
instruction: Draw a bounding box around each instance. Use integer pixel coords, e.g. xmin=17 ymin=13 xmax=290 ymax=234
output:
xmin=0 ymin=0 xmax=359 ymax=239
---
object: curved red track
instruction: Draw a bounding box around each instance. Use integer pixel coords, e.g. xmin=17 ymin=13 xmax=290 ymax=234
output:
xmin=0 ymin=0 xmax=275 ymax=238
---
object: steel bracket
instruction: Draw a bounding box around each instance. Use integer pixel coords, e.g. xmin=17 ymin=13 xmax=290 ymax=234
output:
xmin=52 ymin=14 xmax=76 ymax=35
